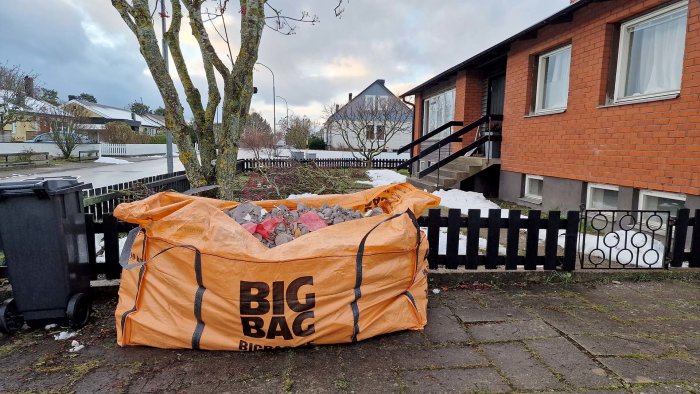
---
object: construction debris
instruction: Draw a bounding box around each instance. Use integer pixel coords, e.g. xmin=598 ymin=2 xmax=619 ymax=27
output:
xmin=226 ymin=203 xmax=384 ymax=248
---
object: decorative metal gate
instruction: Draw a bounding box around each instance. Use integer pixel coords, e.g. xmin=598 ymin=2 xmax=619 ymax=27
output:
xmin=579 ymin=210 xmax=673 ymax=269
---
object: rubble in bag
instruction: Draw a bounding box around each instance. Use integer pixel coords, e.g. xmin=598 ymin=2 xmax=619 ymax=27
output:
xmin=225 ymin=202 xmax=384 ymax=248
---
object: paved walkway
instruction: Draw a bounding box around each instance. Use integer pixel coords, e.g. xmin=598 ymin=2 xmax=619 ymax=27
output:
xmin=1 ymin=279 xmax=698 ymax=393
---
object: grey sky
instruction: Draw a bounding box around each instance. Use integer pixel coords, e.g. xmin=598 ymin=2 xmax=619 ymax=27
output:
xmin=0 ymin=0 xmax=569 ymax=125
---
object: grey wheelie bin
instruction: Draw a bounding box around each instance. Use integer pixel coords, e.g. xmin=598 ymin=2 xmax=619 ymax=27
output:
xmin=0 ymin=177 xmax=92 ymax=334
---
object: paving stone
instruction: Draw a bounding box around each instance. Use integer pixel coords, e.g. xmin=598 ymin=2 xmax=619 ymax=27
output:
xmin=339 ymin=346 xmax=402 ymax=393
xmin=526 ymin=337 xmax=620 ymax=389
xmin=362 ymin=329 xmax=430 ymax=348
xmin=600 ymin=358 xmax=700 ymax=384
xmin=572 ymin=334 xmax=671 ymax=356
xmin=631 ymin=383 xmax=700 ymax=393
xmin=423 ymin=305 xmax=470 ymax=343
xmin=546 ymin=391 xmax=627 ymax=394
xmin=452 ymin=307 xmax=532 ymax=323
xmin=482 ymin=342 xmax=565 ymax=391
xmin=393 ymin=346 xmax=488 ymax=370
xmin=607 ymin=301 xmax=690 ymax=322
xmin=468 ymin=319 xmax=559 ymax=342
xmin=400 ymin=367 xmax=511 ymax=393
xmin=624 ymin=318 xmax=700 ymax=338
xmin=533 ymin=306 xmax=626 ymax=336
xmin=214 ymin=376 xmax=283 ymax=393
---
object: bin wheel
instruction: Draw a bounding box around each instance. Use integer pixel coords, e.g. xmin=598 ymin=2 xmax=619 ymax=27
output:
xmin=66 ymin=293 xmax=91 ymax=329
xmin=0 ymin=298 xmax=24 ymax=335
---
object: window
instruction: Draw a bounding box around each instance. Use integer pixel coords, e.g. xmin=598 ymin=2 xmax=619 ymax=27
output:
xmin=639 ymin=190 xmax=685 ymax=217
xmin=375 ymin=125 xmax=385 ymax=140
xmin=423 ymin=88 xmax=455 ymax=138
xmin=365 ymin=125 xmax=375 ymax=140
xmin=614 ymin=1 xmax=688 ymax=103
xmin=587 ymin=183 xmax=619 ymax=210
xmin=535 ymin=45 xmax=572 ymax=113
xmin=364 ymin=95 xmax=376 ymax=110
xmin=524 ymin=175 xmax=544 ymax=200
xmin=377 ymin=96 xmax=388 ymax=110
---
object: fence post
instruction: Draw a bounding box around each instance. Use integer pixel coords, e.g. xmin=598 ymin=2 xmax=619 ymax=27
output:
xmin=690 ymin=210 xmax=700 ymax=268
xmin=446 ymin=209 xmax=461 ymax=269
xmin=102 ymin=214 xmax=122 ymax=280
xmin=466 ymin=209 xmax=480 ymax=269
xmin=544 ymin=211 xmax=560 ymax=270
xmin=525 ymin=210 xmax=541 ymax=270
xmin=505 ymin=210 xmax=521 ymax=270
xmin=85 ymin=214 xmax=97 ymax=279
xmin=671 ymin=209 xmax=690 ymax=268
xmin=563 ymin=210 xmax=579 ymax=271
xmin=485 ymin=209 xmax=500 ymax=269
xmin=427 ymin=209 xmax=440 ymax=269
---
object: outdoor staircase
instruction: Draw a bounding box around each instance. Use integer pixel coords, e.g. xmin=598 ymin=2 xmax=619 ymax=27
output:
xmin=407 ymin=156 xmax=500 ymax=192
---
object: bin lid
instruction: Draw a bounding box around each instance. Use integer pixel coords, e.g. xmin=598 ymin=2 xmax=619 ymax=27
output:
xmin=0 ymin=177 xmax=91 ymax=197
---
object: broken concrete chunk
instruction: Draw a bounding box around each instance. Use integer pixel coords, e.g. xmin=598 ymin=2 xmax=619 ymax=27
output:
xmin=274 ymin=233 xmax=294 ymax=246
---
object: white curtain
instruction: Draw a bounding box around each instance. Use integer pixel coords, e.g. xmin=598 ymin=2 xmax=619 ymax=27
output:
xmin=543 ymin=47 xmax=571 ymax=109
xmin=625 ymin=8 xmax=687 ymax=97
xmin=424 ymin=89 xmax=455 ymax=138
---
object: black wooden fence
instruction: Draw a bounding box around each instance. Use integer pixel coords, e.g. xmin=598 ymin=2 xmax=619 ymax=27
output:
xmin=236 ymin=158 xmax=403 ymax=172
xmin=83 ymin=171 xmax=190 ymax=221
xmin=417 ymin=209 xmax=580 ymax=271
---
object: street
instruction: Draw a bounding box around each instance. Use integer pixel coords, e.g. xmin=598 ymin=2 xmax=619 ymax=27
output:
xmin=0 ymin=157 xmax=185 ymax=188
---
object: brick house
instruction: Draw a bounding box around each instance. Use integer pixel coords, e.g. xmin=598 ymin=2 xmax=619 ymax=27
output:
xmin=400 ymin=0 xmax=700 ymax=216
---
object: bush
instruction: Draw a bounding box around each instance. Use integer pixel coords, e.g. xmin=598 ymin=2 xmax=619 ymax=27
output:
xmin=101 ymin=122 xmax=155 ymax=144
xmin=150 ymin=135 xmax=167 ymax=144
xmin=307 ymin=136 xmax=326 ymax=150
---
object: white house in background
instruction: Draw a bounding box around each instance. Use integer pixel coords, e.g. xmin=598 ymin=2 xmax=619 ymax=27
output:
xmin=65 ymin=100 xmax=165 ymax=141
xmin=324 ymin=79 xmax=412 ymax=152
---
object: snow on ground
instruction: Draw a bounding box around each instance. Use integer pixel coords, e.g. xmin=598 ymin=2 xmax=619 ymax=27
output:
xmin=559 ymin=229 xmax=666 ymax=268
xmin=432 ymin=189 xmax=510 ymax=218
xmin=95 ymin=156 xmax=130 ymax=164
xmin=356 ymin=170 xmax=407 ymax=187
xmin=287 ymin=193 xmax=319 ymax=199
xmin=95 ymin=235 xmax=128 ymax=263
xmin=429 ymin=228 xmax=506 ymax=256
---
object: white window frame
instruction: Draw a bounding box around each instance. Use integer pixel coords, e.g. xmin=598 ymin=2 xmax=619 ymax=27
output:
xmin=534 ymin=45 xmax=572 ymax=114
xmin=613 ymin=1 xmax=689 ymax=104
xmin=377 ymin=96 xmax=388 ymax=110
xmin=638 ymin=190 xmax=686 ymax=213
xmin=422 ymin=88 xmax=456 ymax=138
xmin=524 ymin=175 xmax=544 ymax=200
xmin=364 ymin=95 xmax=376 ymax=110
xmin=586 ymin=183 xmax=620 ymax=210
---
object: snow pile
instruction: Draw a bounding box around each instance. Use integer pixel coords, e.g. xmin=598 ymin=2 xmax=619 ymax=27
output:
xmin=429 ymin=227 xmax=506 ymax=256
xmin=96 ymin=157 xmax=129 ymax=164
xmin=287 ymin=193 xmax=319 ymax=200
xmin=356 ymin=170 xmax=407 ymax=187
xmin=432 ymin=189 xmax=508 ymax=218
xmin=54 ymin=331 xmax=77 ymax=340
xmin=561 ymin=230 xmax=666 ymax=268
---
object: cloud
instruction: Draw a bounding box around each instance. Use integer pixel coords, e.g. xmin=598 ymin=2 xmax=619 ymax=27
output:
xmin=0 ymin=0 xmax=570 ymax=124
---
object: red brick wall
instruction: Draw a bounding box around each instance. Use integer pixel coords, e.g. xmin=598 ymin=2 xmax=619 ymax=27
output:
xmin=412 ymin=92 xmax=423 ymax=157
xmin=453 ymin=70 xmax=485 ymax=152
xmin=502 ymin=0 xmax=700 ymax=195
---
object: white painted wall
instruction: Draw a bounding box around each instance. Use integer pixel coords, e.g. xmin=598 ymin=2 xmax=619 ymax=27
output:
xmin=327 ymin=122 xmax=412 ymax=152
xmin=0 ymin=143 xmax=102 ymax=158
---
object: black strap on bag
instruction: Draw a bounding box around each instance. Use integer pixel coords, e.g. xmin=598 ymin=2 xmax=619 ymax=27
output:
xmin=350 ymin=210 xmax=420 ymax=343
xmin=117 ymin=227 xmax=206 ymax=349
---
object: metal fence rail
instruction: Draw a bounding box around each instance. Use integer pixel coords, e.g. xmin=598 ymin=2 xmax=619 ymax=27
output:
xmin=82 ymin=171 xmax=189 ymax=221
xmin=236 ymin=158 xmax=404 ymax=172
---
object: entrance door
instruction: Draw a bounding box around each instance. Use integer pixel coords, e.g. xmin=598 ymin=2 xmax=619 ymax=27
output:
xmin=485 ymin=74 xmax=505 ymax=159
xmin=487 ymin=74 xmax=505 ymax=116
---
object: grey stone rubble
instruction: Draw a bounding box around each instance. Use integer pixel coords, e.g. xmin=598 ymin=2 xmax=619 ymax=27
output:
xmin=225 ymin=202 xmax=385 ymax=248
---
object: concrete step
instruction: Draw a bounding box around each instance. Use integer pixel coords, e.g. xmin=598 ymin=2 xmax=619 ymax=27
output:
xmin=407 ymin=176 xmax=438 ymax=193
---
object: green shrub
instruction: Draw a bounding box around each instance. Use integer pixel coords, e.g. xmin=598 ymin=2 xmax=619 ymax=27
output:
xmin=150 ymin=135 xmax=167 ymax=144
xmin=307 ymin=136 xmax=326 ymax=150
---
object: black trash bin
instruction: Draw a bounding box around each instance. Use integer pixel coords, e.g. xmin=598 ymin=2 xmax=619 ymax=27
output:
xmin=0 ymin=177 xmax=92 ymax=334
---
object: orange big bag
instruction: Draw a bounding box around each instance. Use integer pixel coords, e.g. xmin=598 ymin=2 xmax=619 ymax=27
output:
xmin=113 ymin=183 xmax=440 ymax=350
